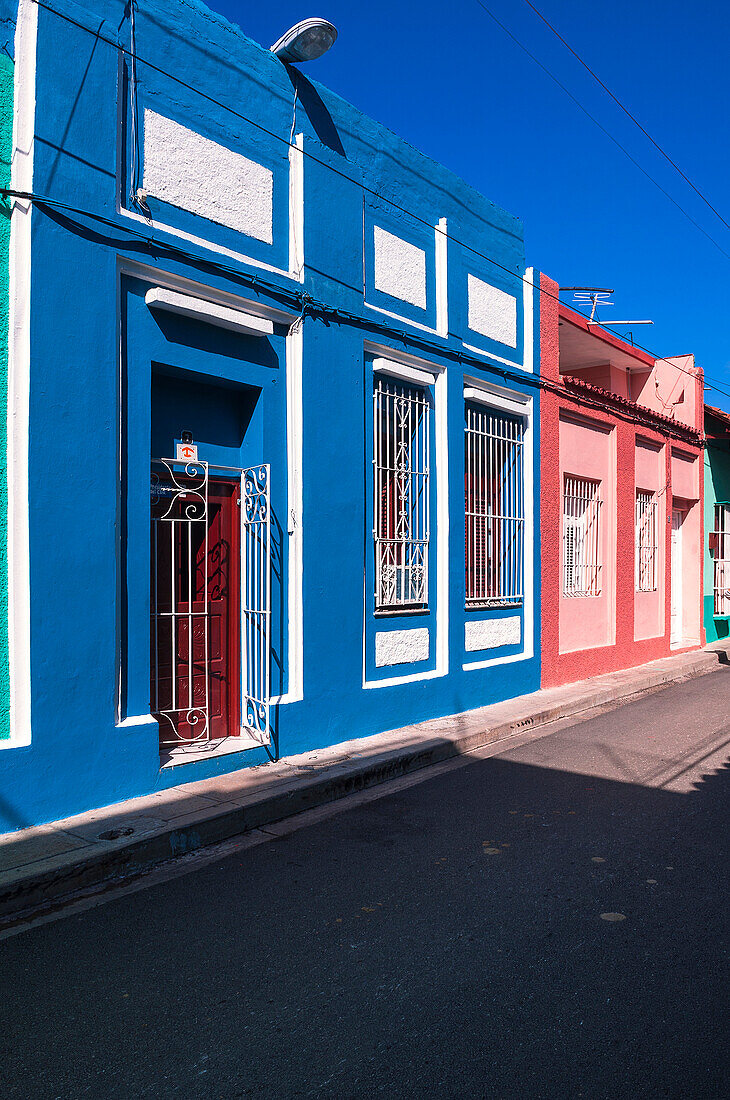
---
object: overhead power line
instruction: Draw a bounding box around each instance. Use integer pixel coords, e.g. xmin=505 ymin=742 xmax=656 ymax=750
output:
xmin=6 ymin=182 xmax=727 ymax=413
xmin=6 ymin=179 xmax=727 ymax=403
xmin=14 ymin=0 xmax=730 ymax=398
xmin=520 ymin=0 xmax=730 ymax=234
xmin=472 ymin=0 xmax=730 ymax=264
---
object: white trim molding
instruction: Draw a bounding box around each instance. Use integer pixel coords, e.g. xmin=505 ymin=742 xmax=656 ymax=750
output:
xmin=3 ymin=0 xmax=38 ymax=749
xmin=118 ymin=260 xmax=296 ymax=326
xmin=145 ymin=287 xmax=274 ymax=336
xmin=462 ymin=377 xmax=534 ymax=673
xmin=522 ymin=267 xmax=535 ymax=374
xmin=462 ymin=342 xmax=526 ymax=371
xmin=275 ymin=310 xmax=304 ymax=704
xmin=364 ymin=220 xmax=449 ymax=341
xmin=435 ymin=218 xmax=449 ymax=338
xmin=288 ymin=134 xmax=305 ymax=282
xmin=463 ymin=648 xmax=533 ymax=673
xmin=116 ymin=262 xmax=304 ymax=729
xmin=119 ymin=119 xmax=306 ymax=283
xmin=434 ymin=362 xmax=449 ymax=679
xmin=372 ymin=356 xmax=438 ymax=387
xmin=364 ymin=343 xmax=448 ymax=689
xmin=462 ymin=265 xmax=534 ymax=374
xmin=365 ymin=340 xmax=445 ymax=376
xmin=463 ymin=378 xmax=531 ymax=417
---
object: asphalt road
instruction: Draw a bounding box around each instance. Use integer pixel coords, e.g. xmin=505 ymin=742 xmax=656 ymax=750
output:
xmin=2 ymin=671 xmax=729 ymax=1099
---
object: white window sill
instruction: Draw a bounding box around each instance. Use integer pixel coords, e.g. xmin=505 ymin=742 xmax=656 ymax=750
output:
xmin=374 ymin=607 xmax=429 ymax=617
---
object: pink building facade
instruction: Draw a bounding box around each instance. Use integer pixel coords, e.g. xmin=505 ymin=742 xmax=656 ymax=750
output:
xmin=540 ymin=276 xmax=704 ymax=688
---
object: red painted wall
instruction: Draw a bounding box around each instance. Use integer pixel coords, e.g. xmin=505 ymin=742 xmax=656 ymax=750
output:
xmin=540 ymin=274 xmax=705 ymax=689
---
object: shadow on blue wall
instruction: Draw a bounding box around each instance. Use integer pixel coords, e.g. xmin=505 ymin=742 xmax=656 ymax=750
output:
xmin=286 ymin=68 xmax=346 ymax=159
xmin=0 ymin=790 xmax=34 ymax=832
xmin=150 ymin=312 xmax=280 ymax=370
xmin=35 ymin=204 xmax=293 ymax=311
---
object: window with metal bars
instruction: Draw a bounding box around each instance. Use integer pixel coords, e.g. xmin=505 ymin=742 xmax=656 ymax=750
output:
xmin=464 ymin=403 xmax=524 ymax=607
xmin=713 ymin=503 xmax=730 ymax=615
xmin=373 ymin=376 xmax=430 ymax=609
xmin=635 ymin=490 xmax=658 ymax=592
xmin=563 ymin=475 xmax=602 ymax=597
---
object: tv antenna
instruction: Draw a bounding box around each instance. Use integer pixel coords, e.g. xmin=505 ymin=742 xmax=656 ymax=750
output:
xmin=560 ymin=286 xmax=653 ymax=340
xmin=560 ymin=286 xmax=614 ymax=322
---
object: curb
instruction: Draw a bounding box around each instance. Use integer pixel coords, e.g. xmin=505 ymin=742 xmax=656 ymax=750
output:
xmin=0 ymin=647 xmax=726 ymax=928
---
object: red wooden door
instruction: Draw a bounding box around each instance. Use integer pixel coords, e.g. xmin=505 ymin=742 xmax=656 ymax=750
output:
xmin=151 ymin=478 xmax=240 ymax=747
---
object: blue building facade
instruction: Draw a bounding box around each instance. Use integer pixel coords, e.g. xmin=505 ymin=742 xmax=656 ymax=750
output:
xmin=0 ymin=0 xmax=541 ymax=830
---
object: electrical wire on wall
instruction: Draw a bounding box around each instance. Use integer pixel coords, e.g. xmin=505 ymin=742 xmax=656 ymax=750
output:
xmin=289 ymin=82 xmax=298 ymax=147
xmin=654 ymin=377 xmax=686 ymax=419
xmin=288 ymin=80 xmax=301 ymax=279
xmin=24 ymin=0 xmax=730 ymax=394
xmin=127 ymin=0 xmax=148 ymax=213
xmin=10 ymin=0 xmax=729 ymax=406
xmin=1 ymin=180 xmax=719 ymax=441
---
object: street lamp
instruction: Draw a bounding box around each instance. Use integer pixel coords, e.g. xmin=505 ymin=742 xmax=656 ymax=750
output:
xmin=270 ymin=18 xmax=338 ymax=63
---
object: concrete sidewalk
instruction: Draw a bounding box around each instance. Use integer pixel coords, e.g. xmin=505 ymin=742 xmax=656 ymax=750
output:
xmin=1 ymin=642 xmax=728 ymax=927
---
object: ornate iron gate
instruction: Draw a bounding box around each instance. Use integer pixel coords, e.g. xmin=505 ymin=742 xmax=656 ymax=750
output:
xmin=150 ymin=459 xmax=271 ymax=749
xmin=240 ymin=464 xmax=271 ymax=746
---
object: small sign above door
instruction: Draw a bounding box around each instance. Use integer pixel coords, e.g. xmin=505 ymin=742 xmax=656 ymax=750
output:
xmin=176 ymin=442 xmax=198 ymax=462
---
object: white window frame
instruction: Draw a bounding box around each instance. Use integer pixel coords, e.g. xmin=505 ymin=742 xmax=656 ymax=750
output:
xmin=364 ymin=348 xmax=448 ymax=691
xmin=461 ymin=379 xmax=534 ymax=673
xmin=373 ymin=373 xmax=431 ymax=611
xmin=563 ymin=475 xmax=602 ymax=598
xmin=635 ymin=489 xmax=658 ymax=592
xmin=464 ymin=402 xmax=524 ymax=608
xmin=713 ymin=503 xmax=730 ymax=616
xmin=116 ymin=263 xmax=304 ymax=746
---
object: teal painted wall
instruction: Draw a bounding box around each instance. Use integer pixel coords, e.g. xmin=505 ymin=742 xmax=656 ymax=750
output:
xmin=0 ymin=53 xmax=11 ymax=739
xmin=703 ymin=438 xmax=730 ymax=643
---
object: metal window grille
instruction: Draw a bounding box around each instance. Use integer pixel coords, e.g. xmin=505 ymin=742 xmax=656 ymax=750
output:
xmin=464 ymin=404 xmax=524 ymax=607
xmin=373 ymin=376 xmax=430 ymax=609
xmin=635 ymin=490 xmax=658 ymax=592
xmin=563 ymin=475 xmax=602 ymax=597
xmin=714 ymin=503 xmax=730 ymax=615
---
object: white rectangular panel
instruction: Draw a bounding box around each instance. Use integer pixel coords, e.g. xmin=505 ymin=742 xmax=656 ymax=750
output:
xmin=467 ymin=274 xmax=517 ymax=347
xmin=465 ymin=616 xmax=521 ymax=652
xmin=143 ymin=110 xmax=274 ymax=244
xmin=375 ymin=628 xmax=430 ymax=667
xmin=373 ymin=226 xmax=427 ymax=309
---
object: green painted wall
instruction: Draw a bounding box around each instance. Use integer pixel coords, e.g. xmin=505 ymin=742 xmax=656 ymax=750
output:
xmin=0 ymin=53 xmax=11 ymax=739
xmin=703 ymin=437 xmax=730 ymax=643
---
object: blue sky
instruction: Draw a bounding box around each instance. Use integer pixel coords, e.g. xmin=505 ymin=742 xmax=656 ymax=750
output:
xmin=209 ymin=0 xmax=730 ymax=409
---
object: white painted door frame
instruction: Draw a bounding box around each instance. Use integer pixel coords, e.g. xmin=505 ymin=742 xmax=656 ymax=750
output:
xmin=670 ymin=509 xmax=683 ymax=646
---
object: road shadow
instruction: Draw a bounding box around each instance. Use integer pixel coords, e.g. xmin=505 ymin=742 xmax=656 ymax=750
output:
xmin=0 ymin=730 xmax=727 ymax=1099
